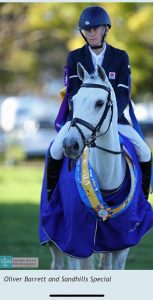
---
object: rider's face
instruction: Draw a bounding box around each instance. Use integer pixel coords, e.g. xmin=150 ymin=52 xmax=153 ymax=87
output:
xmin=83 ymin=25 xmax=106 ymax=47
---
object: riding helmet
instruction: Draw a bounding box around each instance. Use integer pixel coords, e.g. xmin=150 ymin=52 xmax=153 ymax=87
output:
xmin=78 ymin=6 xmax=111 ymax=30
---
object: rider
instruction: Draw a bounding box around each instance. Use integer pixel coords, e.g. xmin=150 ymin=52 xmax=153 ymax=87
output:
xmin=47 ymin=5 xmax=152 ymax=200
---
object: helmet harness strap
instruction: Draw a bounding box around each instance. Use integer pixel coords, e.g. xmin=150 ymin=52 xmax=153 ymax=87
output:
xmin=79 ymin=26 xmax=107 ymax=50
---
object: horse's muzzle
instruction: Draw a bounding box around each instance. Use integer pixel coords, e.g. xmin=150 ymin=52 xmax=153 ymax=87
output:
xmin=63 ymin=137 xmax=80 ymax=159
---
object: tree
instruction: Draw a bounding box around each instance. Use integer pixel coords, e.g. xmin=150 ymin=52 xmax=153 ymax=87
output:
xmin=0 ymin=2 xmax=153 ymax=100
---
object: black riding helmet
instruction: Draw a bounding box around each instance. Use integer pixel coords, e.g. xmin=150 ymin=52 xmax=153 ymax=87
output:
xmin=78 ymin=6 xmax=111 ymax=49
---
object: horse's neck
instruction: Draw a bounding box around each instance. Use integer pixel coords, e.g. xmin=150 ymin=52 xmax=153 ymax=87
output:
xmin=89 ymin=125 xmax=126 ymax=190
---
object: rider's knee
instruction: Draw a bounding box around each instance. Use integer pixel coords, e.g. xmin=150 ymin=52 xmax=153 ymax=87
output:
xmin=137 ymin=144 xmax=151 ymax=162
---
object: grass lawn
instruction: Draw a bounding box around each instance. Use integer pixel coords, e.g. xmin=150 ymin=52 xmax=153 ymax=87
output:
xmin=0 ymin=163 xmax=153 ymax=270
xmin=0 ymin=163 xmax=51 ymax=270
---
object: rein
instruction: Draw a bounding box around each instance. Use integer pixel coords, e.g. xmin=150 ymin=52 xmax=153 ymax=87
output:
xmin=70 ymin=83 xmax=123 ymax=155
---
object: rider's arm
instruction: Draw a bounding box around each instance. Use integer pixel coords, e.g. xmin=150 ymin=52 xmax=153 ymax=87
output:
xmin=54 ymin=51 xmax=82 ymax=130
xmin=66 ymin=52 xmax=82 ymax=113
xmin=115 ymin=51 xmax=131 ymax=121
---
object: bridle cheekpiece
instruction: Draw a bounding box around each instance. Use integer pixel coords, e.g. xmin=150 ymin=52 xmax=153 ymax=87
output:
xmin=70 ymin=83 xmax=122 ymax=155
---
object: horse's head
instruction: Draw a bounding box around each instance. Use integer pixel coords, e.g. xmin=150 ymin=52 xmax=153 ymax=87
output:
xmin=63 ymin=63 xmax=118 ymax=159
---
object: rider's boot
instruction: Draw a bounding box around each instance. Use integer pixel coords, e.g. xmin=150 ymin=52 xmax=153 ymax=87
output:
xmin=139 ymin=156 xmax=152 ymax=200
xmin=46 ymin=150 xmax=63 ymax=201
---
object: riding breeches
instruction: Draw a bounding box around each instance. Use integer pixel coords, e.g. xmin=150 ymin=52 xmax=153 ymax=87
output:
xmin=118 ymin=124 xmax=151 ymax=162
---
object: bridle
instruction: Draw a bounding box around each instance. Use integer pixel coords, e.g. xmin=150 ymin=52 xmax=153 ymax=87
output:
xmin=70 ymin=83 xmax=123 ymax=155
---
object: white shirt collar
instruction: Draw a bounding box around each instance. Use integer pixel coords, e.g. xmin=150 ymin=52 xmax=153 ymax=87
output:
xmin=88 ymin=43 xmax=106 ymax=69
xmin=89 ymin=42 xmax=106 ymax=59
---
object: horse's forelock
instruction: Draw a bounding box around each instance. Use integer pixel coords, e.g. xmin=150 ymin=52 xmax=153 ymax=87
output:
xmin=83 ymin=70 xmax=116 ymax=111
xmin=89 ymin=73 xmax=96 ymax=80
xmin=86 ymin=72 xmax=108 ymax=87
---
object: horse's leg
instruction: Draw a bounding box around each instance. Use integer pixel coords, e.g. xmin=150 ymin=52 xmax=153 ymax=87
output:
xmin=67 ymin=256 xmax=95 ymax=270
xmin=79 ymin=256 xmax=95 ymax=270
xmin=49 ymin=244 xmax=83 ymax=270
xmin=98 ymin=253 xmax=112 ymax=270
xmin=49 ymin=243 xmax=65 ymax=270
xmin=67 ymin=257 xmax=81 ymax=270
xmin=112 ymin=248 xmax=130 ymax=270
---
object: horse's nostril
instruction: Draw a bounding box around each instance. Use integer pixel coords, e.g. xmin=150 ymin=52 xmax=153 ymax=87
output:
xmin=63 ymin=138 xmax=67 ymax=149
xmin=73 ymin=141 xmax=79 ymax=151
xmin=63 ymin=138 xmax=79 ymax=153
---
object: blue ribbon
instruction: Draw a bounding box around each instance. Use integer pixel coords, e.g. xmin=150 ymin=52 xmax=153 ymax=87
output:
xmin=75 ymin=146 xmax=138 ymax=221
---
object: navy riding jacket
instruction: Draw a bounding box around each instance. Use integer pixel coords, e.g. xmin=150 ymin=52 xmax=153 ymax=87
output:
xmin=55 ymin=43 xmax=131 ymax=131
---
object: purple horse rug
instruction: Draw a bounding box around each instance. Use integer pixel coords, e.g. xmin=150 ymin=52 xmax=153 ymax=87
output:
xmin=39 ymin=134 xmax=153 ymax=257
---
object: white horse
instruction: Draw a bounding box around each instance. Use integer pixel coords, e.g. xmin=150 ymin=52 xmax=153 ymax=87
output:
xmin=49 ymin=63 xmax=131 ymax=270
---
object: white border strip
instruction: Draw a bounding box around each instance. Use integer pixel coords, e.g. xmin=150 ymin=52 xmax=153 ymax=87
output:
xmin=117 ymin=84 xmax=129 ymax=89
xmin=69 ymin=75 xmax=78 ymax=79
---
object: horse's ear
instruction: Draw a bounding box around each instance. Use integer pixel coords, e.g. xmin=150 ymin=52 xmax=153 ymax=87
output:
xmin=77 ymin=62 xmax=89 ymax=81
xmin=97 ymin=65 xmax=109 ymax=83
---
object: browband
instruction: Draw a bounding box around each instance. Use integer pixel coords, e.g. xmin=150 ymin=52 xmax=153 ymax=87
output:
xmin=81 ymin=83 xmax=110 ymax=93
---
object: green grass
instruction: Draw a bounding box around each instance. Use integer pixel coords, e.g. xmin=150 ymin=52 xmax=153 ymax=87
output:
xmin=0 ymin=164 xmax=43 ymax=203
xmin=0 ymin=203 xmax=51 ymax=269
xmin=0 ymin=163 xmax=51 ymax=269
xmin=0 ymin=164 xmax=153 ymax=270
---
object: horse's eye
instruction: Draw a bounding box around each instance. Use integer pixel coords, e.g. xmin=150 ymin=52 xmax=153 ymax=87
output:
xmin=95 ymin=100 xmax=104 ymax=109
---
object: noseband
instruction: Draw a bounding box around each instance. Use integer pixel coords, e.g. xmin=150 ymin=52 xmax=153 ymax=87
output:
xmin=70 ymin=83 xmax=122 ymax=155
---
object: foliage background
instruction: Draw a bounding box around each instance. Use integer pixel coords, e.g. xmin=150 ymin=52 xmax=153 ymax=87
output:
xmin=0 ymin=2 xmax=153 ymax=101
